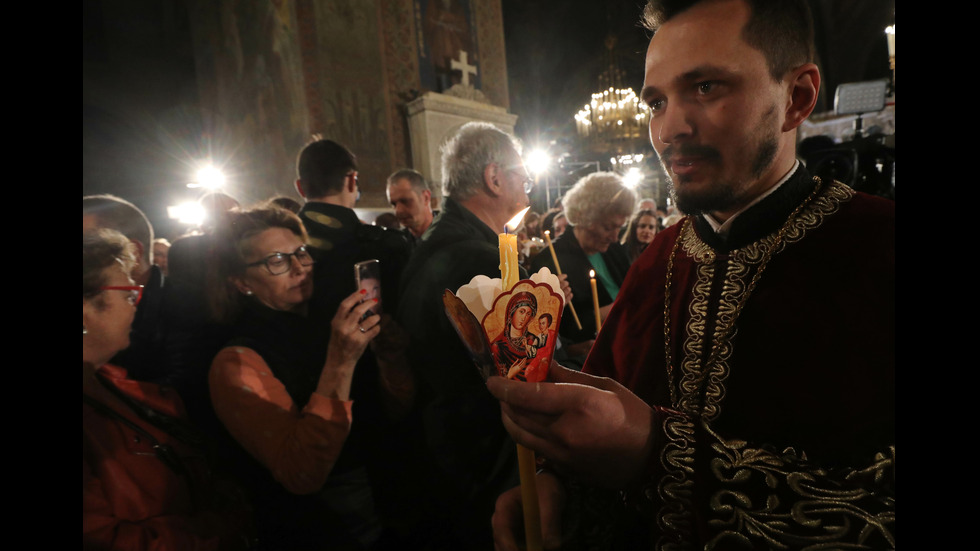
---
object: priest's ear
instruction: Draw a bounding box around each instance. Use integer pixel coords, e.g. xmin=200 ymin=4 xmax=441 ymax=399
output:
xmin=783 ymin=63 xmax=820 ymax=132
xmin=295 ymin=179 xmax=307 ymax=199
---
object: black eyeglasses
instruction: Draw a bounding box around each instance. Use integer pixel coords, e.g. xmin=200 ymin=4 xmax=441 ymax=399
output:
xmin=245 ymin=245 xmax=314 ymax=275
xmin=99 ymin=285 xmax=144 ymax=306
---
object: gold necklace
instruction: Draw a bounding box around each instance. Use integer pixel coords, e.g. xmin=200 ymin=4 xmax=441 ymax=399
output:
xmin=662 ymin=178 xmax=824 ymax=407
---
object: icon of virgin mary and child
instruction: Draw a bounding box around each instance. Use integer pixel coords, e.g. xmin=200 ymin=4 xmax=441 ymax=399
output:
xmin=489 ymin=291 xmax=555 ymax=382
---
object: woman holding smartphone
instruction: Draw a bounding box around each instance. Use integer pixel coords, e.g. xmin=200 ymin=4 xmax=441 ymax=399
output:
xmin=206 ymin=204 xmax=414 ymax=550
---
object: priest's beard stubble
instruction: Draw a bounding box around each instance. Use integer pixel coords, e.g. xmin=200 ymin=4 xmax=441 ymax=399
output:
xmin=662 ymin=107 xmax=779 ymax=216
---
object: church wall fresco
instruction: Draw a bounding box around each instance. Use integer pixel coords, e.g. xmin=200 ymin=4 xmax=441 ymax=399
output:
xmin=380 ymin=0 xmax=423 ymax=176
xmin=188 ymin=0 xmax=508 ymax=209
xmin=299 ymin=0 xmax=393 ymax=207
xmin=187 ymin=0 xmax=311 ymax=204
xmin=417 ymin=0 xmax=480 ymax=93
xmin=471 ymin=0 xmax=508 ymax=109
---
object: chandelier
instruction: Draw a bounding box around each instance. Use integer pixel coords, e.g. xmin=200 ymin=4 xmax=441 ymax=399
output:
xmin=573 ymin=36 xmax=650 ymax=160
xmin=574 ymin=87 xmax=648 ymax=142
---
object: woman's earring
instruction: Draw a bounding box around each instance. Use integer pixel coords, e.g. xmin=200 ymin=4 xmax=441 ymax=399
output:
xmin=245 ymin=290 xmax=253 ymax=296
xmin=83 ymin=326 xmax=88 ymax=336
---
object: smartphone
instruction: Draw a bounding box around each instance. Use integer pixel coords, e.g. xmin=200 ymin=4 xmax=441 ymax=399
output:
xmin=354 ymin=259 xmax=382 ymax=318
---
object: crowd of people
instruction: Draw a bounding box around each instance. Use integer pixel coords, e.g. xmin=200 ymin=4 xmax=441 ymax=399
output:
xmin=82 ymin=0 xmax=894 ymax=549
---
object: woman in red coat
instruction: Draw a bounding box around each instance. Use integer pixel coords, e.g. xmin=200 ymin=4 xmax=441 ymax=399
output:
xmin=83 ymin=228 xmax=250 ymax=550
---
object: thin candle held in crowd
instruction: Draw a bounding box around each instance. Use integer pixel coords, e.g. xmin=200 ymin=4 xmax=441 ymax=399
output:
xmin=590 ymin=269 xmax=601 ymax=335
xmin=543 ymin=230 xmax=583 ymax=330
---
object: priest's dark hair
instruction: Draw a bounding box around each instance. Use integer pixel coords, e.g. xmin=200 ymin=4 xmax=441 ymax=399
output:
xmin=641 ymin=0 xmax=815 ymax=81
xmin=296 ymin=135 xmax=357 ymax=199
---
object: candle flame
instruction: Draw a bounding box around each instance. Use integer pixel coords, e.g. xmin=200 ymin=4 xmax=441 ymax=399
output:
xmin=590 ymin=269 xmax=595 ymax=278
xmin=506 ymin=207 xmax=531 ymax=232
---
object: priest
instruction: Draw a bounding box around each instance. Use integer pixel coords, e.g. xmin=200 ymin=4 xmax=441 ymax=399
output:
xmin=487 ymin=0 xmax=895 ymax=549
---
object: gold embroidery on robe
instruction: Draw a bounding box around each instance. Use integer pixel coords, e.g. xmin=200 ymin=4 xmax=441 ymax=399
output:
xmin=654 ymin=179 xmax=893 ymax=550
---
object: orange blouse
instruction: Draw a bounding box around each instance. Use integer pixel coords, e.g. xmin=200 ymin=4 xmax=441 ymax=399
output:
xmin=209 ymin=346 xmax=353 ymax=495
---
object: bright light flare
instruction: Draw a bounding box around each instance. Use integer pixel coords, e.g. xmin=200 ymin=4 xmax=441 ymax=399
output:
xmin=189 ymin=164 xmax=226 ymax=190
xmin=622 ymin=167 xmax=643 ymax=189
xmin=526 ymin=149 xmax=551 ymax=176
xmin=167 ymin=202 xmax=205 ymax=226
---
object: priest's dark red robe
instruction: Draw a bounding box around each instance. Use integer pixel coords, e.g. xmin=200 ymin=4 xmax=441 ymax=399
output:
xmin=583 ymin=170 xmax=895 ymax=549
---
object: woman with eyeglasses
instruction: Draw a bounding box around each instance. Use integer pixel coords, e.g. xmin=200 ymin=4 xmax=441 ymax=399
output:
xmin=205 ymin=205 xmax=414 ymax=549
xmin=622 ymin=208 xmax=663 ymax=264
xmin=83 ymin=228 xmax=251 ymax=550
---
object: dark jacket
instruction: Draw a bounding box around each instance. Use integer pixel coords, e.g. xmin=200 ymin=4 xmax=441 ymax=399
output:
xmin=395 ymin=197 xmax=523 ymax=549
xmin=299 ymin=202 xmax=412 ymax=320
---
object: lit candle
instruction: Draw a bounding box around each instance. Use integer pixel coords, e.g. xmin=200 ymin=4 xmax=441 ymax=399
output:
xmin=543 ymin=230 xmax=583 ymax=330
xmin=498 ymin=206 xmax=543 ymax=551
xmin=499 ymin=229 xmax=520 ymax=292
xmin=590 ymin=269 xmax=601 ymax=335
xmin=499 ymin=207 xmax=529 ymax=291
xmin=885 ymin=25 xmax=895 ymax=58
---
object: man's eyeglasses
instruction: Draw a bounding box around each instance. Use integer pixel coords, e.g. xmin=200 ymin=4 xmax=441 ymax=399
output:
xmin=520 ymin=175 xmax=535 ymax=194
xmin=100 ymin=286 xmax=144 ymax=306
xmin=507 ymin=169 xmax=534 ymax=194
xmin=245 ymin=245 xmax=315 ymax=276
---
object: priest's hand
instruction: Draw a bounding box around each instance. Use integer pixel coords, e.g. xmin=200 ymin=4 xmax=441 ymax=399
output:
xmin=486 ymin=363 xmax=656 ymax=489
xmin=492 ymin=470 xmax=566 ymax=551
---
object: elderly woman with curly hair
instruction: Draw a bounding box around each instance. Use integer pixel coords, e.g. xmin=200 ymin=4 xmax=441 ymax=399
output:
xmin=529 ymin=171 xmax=636 ymax=366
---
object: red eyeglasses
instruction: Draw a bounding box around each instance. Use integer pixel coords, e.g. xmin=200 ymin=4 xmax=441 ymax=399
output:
xmin=99 ymin=285 xmax=144 ymax=306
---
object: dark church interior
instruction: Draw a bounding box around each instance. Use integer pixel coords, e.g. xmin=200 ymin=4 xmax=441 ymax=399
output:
xmin=83 ymin=2 xmax=895 ymax=549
